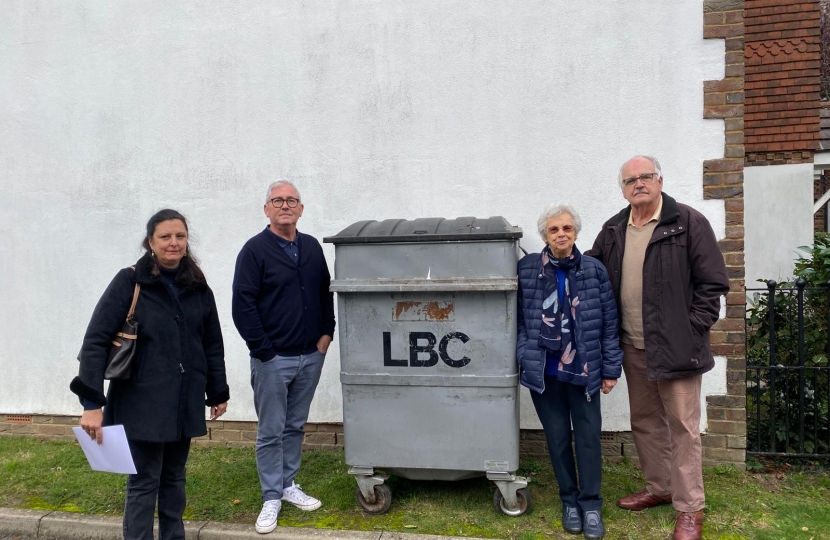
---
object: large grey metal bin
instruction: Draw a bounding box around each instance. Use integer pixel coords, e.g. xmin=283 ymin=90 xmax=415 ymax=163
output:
xmin=324 ymin=216 xmax=531 ymax=516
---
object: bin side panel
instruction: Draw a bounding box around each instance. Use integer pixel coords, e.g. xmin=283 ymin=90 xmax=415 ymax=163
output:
xmin=333 ymin=241 xmax=519 ymax=280
xmin=337 ymin=291 xmax=517 ymax=378
xmin=342 ymin=384 xmax=520 ymax=474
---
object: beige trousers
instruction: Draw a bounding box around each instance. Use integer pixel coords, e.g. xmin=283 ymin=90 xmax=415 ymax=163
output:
xmin=622 ymin=342 xmax=705 ymax=512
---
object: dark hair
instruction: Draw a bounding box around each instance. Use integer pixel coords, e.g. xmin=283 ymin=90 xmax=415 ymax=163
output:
xmin=141 ymin=209 xmax=206 ymax=286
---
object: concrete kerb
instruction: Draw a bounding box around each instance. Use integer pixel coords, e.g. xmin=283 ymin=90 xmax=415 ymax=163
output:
xmin=0 ymin=507 xmax=488 ymax=540
xmin=198 ymin=522 xmax=380 ymax=539
xmin=0 ymin=508 xmax=43 ymax=538
xmin=39 ymin=511 xmax=131 ymax=540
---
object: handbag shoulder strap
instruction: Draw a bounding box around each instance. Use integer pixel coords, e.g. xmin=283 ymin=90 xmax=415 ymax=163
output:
xmin=126 ymin=266 xmax=140 ymax=321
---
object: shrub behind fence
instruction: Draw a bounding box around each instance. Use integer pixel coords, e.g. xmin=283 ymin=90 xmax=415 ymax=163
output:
xmin=746 ymin=280 xmax=830 ymax=457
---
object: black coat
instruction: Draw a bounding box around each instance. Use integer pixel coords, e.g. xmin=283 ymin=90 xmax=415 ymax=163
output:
xmin=586 ymin=193 xmax=730 ymax=380
xmin=71 ymin=254 xmax=230 ymax=442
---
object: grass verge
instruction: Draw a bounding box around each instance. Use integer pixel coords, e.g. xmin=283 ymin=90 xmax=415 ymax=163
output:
xmin=1 ymin=436 xmax=828 ymax=539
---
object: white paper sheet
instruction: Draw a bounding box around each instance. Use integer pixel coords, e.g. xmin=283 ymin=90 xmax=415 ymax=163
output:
xmin=72 ymin=425 xmax=137 ymax=474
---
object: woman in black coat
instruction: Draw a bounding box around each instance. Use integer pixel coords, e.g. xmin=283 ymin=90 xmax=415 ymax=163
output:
xmin=71 ymin=209 xmax=230 ymax=540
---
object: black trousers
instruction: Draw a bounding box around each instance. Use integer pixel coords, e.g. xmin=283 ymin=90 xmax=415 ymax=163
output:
xmin=530 ymin=376 xmax=603 ymax=512
xmin=124 ymin=438 xmax=191 ymax=540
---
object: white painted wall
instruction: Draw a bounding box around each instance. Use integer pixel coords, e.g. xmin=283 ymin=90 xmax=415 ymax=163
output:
xmin=1 ymin=0 xmax=727 ymax=432
xmin=744 ymin=164 xmax=815 ymax=288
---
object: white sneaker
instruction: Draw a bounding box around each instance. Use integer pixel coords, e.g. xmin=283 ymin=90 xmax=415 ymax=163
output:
xmin=281 ymin=482 xmax=322 ymax=511
xmin=255 ymin=500 xmax=280 ymax=534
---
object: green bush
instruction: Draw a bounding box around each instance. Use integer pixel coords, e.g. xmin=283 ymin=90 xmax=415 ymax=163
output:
xmin=746 ymin=233 xmax=830 ymax=455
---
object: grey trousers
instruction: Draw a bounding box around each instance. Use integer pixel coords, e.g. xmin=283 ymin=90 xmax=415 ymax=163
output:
xmin=250 ymin=350 xmax=325 ymax=501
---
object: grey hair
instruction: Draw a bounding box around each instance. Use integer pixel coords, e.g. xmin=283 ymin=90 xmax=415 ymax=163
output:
xmin=536 ymin=203 xmax=582 ymax=241
xmin=618 ymin=155 xmax=663 ymax=189
xmin=265 ymin=180 xmax=302 ymax=204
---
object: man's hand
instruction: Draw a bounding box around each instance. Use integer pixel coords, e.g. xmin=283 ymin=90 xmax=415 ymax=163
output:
xmin=210 ymin=402 xmax=228 ymax=421
xmin=80 ymin=408 xmax=104 ymax=445
xmin=317 ymin=335 xmax=332 ymax=354
xmin=601 ymin=379 xmax=617 ymax=394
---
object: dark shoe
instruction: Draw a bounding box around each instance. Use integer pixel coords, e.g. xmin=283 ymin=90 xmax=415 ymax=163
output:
xmin=616 ymin=488 xmax=672 ymax=510
xmin=672 ymin=511 xmax=703 ymax=540
xmin=582 ymin=510 xmax=605 ymax=539
xmin=562 ymin=505 xmax=582 ymax=534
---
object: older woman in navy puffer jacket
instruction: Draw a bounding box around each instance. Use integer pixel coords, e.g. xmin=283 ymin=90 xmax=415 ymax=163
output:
xmin=517 ymin=203 xmax=622 ymax=540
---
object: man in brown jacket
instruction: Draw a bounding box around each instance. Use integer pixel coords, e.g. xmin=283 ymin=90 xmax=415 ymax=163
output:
xmin=587 ymin=156 xmax=729 ymax=540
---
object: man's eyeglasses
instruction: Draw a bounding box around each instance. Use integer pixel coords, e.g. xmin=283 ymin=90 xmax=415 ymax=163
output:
xmin=622 ymin=172 xmax=659 ymax=188
xmin=548 ymin=225 xmax=574 ymax=234
xmin=270 ymin=197 xmax=300 ymax=208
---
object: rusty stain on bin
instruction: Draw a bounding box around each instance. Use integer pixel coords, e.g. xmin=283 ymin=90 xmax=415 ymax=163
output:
xmin=393 ymin=300 xmax=455 ymax=321
xmin=425 ymin=301 xmax=453 ymax=320
xmin=394 ymin=301 xmax=420 ymax=319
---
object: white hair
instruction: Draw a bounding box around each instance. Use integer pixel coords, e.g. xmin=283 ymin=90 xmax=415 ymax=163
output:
xmin=265 ymin=180 xmax=301 ymax=204
xmin=618 ymin=155 xmax=663 ymax=189
xmin=536 ymin=203 xmax=582 ymax=241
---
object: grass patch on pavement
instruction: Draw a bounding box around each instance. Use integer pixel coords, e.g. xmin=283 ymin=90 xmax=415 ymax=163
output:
xmin=1 ymin=436 xmax=829 ymax=539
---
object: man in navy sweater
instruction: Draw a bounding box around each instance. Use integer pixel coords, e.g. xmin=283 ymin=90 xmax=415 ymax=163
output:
xmin=232 ymin=180 xmax=336 ymax=535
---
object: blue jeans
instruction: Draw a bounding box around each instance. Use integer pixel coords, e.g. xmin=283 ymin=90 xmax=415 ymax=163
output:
xmin=250 ymin=350 xmax=325 ymax=501
xmin=530 ymin=376 xmax=603 ymax=512
xmin=123 ymin=438 xmax=191 ymax=540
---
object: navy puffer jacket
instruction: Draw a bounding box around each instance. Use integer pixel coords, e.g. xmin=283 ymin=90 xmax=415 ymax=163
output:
xmin=517 ymin=251 xmax=623 ymax=397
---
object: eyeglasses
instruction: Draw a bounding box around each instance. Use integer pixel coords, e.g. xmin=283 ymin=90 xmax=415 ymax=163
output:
xmin=622 ymin=172 xmax=659 ymax=188
xmin=270 ymin=197 xmax=300 ymax=208
xmin=548 ymin=225 xmax=574 ymax=234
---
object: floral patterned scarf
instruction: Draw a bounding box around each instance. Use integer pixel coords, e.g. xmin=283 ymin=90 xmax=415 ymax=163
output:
xmin=538 ymin=245 xmax=587 ymax=383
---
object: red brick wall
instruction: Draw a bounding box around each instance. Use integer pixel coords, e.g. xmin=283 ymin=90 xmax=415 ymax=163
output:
xmin=745 ymin=0 xmax=822 ymax=163
xmin=701 ymin=0 xmax=748 ymax=466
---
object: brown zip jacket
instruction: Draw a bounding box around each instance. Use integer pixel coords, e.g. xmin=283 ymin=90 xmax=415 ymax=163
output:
xmin=586 ymin=193 xmax=730 ymax=380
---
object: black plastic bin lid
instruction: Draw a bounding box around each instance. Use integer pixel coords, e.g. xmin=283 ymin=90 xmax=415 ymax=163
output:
xmin=323 ymin=216 xmax=523 ymax=244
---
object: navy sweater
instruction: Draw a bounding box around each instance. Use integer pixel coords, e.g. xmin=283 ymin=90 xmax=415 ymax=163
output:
xmin=232 ymin=228 xmax=336 ymax=360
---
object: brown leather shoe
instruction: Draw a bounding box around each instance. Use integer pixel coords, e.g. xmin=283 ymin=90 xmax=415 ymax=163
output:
xmin=672 ymin=511 xmax=704 ymax=540
xmin=616 ymin=488 xmax=672 ymax=510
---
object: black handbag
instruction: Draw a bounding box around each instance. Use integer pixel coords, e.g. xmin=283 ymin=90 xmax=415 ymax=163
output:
xmin=104 ymin=275 xmax=141 ymax=381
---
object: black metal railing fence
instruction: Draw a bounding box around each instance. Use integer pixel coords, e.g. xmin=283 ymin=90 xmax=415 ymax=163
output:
xmin=746 ymin=279 xmax=830 ymax=458
xmin=821 ymin=172 xmax=829 ymax=232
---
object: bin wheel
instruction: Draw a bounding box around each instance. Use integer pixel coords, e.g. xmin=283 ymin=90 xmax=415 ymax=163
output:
xmin=355 ymin=484 xmax=392 ymax=515
xmin=493 ymin=487 xmax=532 ymax=517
